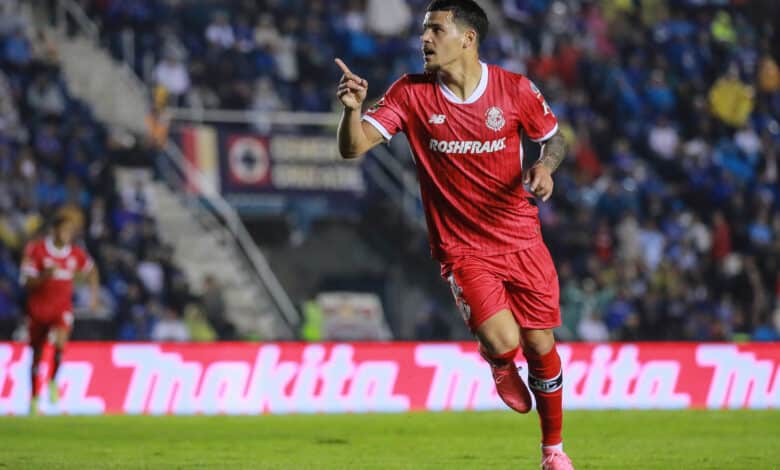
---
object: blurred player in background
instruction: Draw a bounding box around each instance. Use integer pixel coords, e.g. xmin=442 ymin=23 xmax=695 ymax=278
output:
xmin=19 ymin=213 xmax=99 ymax=415
xmin=336 ymin=0 xmax=572 ymax=468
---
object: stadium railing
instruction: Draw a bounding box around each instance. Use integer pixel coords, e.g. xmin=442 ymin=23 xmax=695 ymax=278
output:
xmin=159 ymin=141 xmax=301 ymax=334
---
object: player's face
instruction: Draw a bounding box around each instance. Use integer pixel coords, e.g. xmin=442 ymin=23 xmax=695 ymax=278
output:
xmin=54 ymin=220 xmax=75 ymax=246
xmin=420 ymin=11 xmax=468 ymax=72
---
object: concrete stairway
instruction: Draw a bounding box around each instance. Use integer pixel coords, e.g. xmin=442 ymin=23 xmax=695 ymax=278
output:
xmin=36 ymin=1 xmax=298 ymax=339
xmin=116 ymin=168 xmax=286 ymax=339
xmin=53 ymin=34 xmax=149 ymax=135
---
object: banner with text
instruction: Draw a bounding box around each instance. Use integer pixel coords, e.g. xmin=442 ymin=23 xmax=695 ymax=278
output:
xmin=221 ymin=134 xmax=364 ymax=194
xmin=1 ymin=342 xmax=779 ymax=415
xmin=176 ymin=127 xmax=366 ymax=214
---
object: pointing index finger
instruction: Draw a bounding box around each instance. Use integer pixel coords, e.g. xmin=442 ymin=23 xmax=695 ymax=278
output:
xmin=335 ymin=58 xmax=353 ymax=76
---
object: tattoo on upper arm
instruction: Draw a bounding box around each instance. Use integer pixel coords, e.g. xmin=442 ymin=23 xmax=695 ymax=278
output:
xmin=538 ymin=132 xmax=567 ymax=173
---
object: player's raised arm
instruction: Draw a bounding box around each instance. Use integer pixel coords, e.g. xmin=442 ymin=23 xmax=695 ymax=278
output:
xmin=335 ymin=58 xmax=384 ymax=159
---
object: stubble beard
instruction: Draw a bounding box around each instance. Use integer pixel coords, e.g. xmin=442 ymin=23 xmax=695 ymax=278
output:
xmin=423 ymin=61 xmax=440 ymax=72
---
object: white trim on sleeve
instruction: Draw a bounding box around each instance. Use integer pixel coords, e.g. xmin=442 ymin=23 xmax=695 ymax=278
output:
xmin=361 ymin=115 xmax=394 ymax=142
xmin=530 ymin=123 xmax=559 ymax=143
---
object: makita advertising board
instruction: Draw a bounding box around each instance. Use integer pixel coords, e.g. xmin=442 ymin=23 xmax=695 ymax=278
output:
xmin=1 ymin=342 xmax=778 ymax=415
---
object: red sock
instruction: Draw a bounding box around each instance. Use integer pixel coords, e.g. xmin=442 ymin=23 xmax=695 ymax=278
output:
xmin=524 ymin=347 xmax=563 ymax=447
xmin=50 ymin=348 xmax=63 ymax=382
xmin=31 ymin=362 xmax=40 ymax=398
xmin=480 ymin=345 xmax=518 ymax=367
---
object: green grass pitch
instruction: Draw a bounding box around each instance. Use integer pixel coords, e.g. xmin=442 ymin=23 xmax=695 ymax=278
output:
xmin=1 ymin=410 xmax=778 ymax=469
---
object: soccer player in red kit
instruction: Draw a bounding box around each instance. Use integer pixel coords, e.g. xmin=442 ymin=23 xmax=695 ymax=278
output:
xmin=336 ymin=1 xmax=572 ymax=468
xmin=19 ymin=214 xmax=99 ymax=414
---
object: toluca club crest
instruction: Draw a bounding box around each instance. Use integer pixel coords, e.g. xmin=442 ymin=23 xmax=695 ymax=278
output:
xmin=485 ymin=106 xmax=505 ymax=131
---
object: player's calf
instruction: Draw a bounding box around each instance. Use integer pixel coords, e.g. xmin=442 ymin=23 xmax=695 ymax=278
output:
xmin=48 ymin=347 xmax=64 ymax=405
xmin=527 ymin=346 xmax=572 ymax=468
xmin=48 ymin=327 xmax=69 ymax=405
xmin=524 ymin=345 xmax=566 ymax=454
xmin=29 ymin=347 xmax=43 ymax=415
xmin=30 ymin=346 xmax=42 ymax=398
xmin=48 ymin=379 xmax=59 ymax=405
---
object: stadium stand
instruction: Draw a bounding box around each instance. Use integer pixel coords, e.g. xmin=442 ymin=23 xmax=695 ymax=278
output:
xmin=2 ymin=0 xmax=779 ymax=342
xmin=0 ymin=1 xmax=233 ymax=341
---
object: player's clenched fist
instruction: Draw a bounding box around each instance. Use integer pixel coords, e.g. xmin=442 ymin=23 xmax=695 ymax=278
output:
xmin=523 ymin=163 xmax=555 ymax=202
xmin=335 ymin=58 xmax=367 ymax=111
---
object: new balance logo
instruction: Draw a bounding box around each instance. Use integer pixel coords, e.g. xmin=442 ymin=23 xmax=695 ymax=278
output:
xmin=428 ymin=114 xmax=446 ymax=124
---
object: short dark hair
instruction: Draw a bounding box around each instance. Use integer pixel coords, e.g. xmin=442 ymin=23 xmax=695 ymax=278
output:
xmin=426 ymin=0 xmax=488 ymax=44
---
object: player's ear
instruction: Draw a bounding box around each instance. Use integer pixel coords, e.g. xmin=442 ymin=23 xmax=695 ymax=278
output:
xmin=462 ymin=29 xmax=476 ymax=49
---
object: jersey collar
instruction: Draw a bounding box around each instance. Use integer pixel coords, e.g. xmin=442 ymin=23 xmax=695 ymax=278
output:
xmin=437 ymin=61 xmax=488 ymax=105
xmin=45 ymin=237 xmax=72 ymax=258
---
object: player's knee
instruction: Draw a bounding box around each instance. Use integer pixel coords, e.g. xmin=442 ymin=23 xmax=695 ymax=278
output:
xmin=53 ymin=329 xmax=68 ymax=348
xmin=480 ymin=328 xmax=520 ymax=356
xmin=476 ymin=310 xmax=520 ymax=355
xmin=521 ymin=329 xmax=555 ymax=356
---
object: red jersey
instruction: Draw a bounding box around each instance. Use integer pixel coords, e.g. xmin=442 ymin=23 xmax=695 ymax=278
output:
xmin=20 ymin=238 xmax=93 ymax=320
xmin=362 ymin=62 xmax=559 ymax=261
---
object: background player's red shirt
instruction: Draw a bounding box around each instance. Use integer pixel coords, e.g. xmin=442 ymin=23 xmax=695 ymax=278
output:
xmin=362 ymin=62 xmax=559 ymax=261
xmin=20 ymin=238 xmax=93 ymax=321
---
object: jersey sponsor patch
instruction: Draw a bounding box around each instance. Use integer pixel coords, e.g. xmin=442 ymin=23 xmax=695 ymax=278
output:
xmin=485 ymin=106 xmax=505 ymax=131
xmin=428 ymin=138 xmax=507 ymax=154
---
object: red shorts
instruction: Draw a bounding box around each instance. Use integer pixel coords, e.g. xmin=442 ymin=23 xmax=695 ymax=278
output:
xmin=28 ymin=311 xmax=73 ymax=349
xmin=441 ymin=241 xmax=561 ymax=332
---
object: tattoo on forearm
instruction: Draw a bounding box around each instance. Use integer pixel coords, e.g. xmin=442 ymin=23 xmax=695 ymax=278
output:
xmin=538 ymin=132 xmax=567 ymax=173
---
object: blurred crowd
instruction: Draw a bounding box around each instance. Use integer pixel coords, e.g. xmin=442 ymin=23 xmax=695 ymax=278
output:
xmin=0 ymin=3 xmax=235 ymax=341
xmin=518 ymin=0 xmax=780 ymax=343
xmin=10 ymin=0 xmax=780 ymax=342
xmin=82 ymin=0 xmax=428 ymax=112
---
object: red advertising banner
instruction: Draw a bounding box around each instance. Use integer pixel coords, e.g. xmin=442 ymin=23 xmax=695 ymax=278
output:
xmin=1 ymin=342 xmax=779 ymax=415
